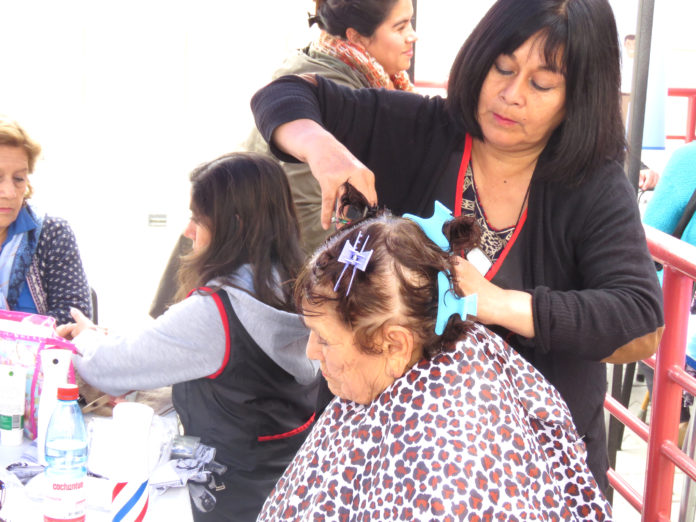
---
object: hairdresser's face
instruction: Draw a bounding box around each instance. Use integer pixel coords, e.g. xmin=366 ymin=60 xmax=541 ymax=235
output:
xmin=0 ymin=146 xmax=29 ymax=240
xmin=355 ymin=0 xmax=417 ymax=76
xmin=477 ymin=32 xmax=566 ymax=155
xmin=184 ymin=211 xmax=211 ymax=252
xmin=304 ymin=304 xmax=393 ymax=405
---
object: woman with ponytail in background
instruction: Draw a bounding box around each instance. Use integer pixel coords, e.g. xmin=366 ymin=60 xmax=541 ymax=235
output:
xmin=244 ymin=0 xmax=417 ymax=254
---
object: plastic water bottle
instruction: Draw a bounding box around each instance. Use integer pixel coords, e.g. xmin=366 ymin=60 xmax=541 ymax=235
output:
xmin=43 ymin=384 xmax=88 ymax=522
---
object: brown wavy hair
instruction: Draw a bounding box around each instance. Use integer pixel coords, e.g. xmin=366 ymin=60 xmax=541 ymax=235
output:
xmin=295 ymin=202 xmax=480 ymax=359
xmin=0 ymin=115 xmax=42 ymax=199
xmin=176 ymin=152 xmax=304 ymax=311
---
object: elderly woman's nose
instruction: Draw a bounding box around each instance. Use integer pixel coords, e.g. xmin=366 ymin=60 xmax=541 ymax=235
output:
xmin=306 ymin=332 xmax=323 ymax=361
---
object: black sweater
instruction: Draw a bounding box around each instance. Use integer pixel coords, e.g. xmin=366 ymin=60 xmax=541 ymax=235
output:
xmin=252 ymin=75 xmax=664 ymax=489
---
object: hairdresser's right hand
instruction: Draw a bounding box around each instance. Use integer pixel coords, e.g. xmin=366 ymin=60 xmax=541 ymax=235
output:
xmin=272 ymin=119 xmax=377 ymax=229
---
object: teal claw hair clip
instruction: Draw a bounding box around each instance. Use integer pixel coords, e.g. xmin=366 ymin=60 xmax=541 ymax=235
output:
xmin=402 ymin=201 xmax=454 ymax=251
xmin=404 ymin=201 xmax=478 ymax=333
xmin=436 ymin=272 xmax=478 ymax=334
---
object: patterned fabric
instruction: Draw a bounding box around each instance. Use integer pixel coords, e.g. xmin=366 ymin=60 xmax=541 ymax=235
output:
xmin=460 ymin=164 xmax=516 ymax=264
xmin=30 ymin=216 xmax=92 ymax=325
xmin=310 ymin=31 xmax=414 ymax=92
xmin=258 ymin=323 xmax=612 ymax=521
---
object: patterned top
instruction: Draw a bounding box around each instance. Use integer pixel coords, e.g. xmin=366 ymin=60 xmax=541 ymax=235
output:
xmin=3 ymin=205 xmax=91 ymax=325
xmin=30 ymin=216 xmax=92 ymax=325
xmin=460 ymin=164 xmax=517 ymax=264
xmin=257 ymin=323 xmax=612 ymax=521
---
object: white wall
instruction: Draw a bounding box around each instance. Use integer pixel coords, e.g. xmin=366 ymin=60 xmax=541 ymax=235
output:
xmin=1 ymin=1 xmax=315 ymax=328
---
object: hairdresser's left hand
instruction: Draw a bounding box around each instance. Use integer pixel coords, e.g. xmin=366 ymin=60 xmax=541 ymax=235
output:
xmin=451 ymin=256 xmax=535 ymax=339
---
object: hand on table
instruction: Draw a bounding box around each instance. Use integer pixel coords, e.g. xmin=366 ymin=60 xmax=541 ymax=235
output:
xmin=56 ymin=307 xmax=99 ymax=341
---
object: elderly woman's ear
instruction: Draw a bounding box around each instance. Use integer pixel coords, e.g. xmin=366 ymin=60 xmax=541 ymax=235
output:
xmin=382 ymin=325 xmax=417 ymax=379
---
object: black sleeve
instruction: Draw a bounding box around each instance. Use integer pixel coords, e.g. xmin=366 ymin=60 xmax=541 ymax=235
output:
xmin=532 ymin=166 xmax=664 ymax=359
xmin=251 ymin=75 xmax=463 ymax=215
xmin=37 ymin=218 xmax=92 ymax=325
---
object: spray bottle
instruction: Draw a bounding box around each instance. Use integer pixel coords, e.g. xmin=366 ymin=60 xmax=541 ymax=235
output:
xmin=36 ymin=349 xmax=73 ymax=465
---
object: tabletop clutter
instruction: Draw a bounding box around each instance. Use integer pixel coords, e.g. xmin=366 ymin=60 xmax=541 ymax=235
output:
xmin=0 ymin=310 xmax=219 ymax=520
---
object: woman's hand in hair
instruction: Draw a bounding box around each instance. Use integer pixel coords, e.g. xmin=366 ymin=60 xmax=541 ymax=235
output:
xmin=451 ymin=256 xmax=535 ymax=339
xmin=272 ymin=119 xmax=377 ymax=229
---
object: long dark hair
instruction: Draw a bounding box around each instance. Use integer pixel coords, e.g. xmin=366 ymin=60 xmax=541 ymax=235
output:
xmin=447 ymin=0 xmax=625 ymax=185
xmin=177 ymin=152 xmax=304 ymax=311
xmin=296 ymin=186 xmax=480 ymax=359
xmin=312 ymin=0 xmax=399 ymax=38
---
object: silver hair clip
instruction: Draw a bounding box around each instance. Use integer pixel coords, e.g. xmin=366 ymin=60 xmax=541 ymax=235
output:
xmin=334 ymin=231 xmax=373 ymax=295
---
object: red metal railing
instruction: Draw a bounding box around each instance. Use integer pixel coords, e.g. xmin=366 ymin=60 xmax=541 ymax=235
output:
xmin=667 ymin=88 xmax=696 ymax=143
xmin=605 ymin=224 xmax=696 ymax=520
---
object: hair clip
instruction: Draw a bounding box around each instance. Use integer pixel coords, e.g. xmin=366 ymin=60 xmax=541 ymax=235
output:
xmin=334 ymin=231 xmax=373 ymax=296
xmin=436 ymin=271 xmax=478 ymax=334
xmin=403 ymin=201 xmax=454 ymax=251
xmin=405 ymin=202 xmax=478 ymax=334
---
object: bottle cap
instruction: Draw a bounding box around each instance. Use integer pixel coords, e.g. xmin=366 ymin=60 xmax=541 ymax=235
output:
xmin=57 ymin=384 xmax=80 ymax=401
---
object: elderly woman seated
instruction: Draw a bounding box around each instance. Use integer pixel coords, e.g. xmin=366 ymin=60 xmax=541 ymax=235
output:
xmin=258 ymin=201 xmax=611 ymax=520
xmin=0 ymin=116 xmax=91 ymax=324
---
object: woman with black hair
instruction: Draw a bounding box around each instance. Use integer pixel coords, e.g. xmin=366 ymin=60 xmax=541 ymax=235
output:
xmin=251 ymin=0 xmax=664 ymax=491
xmin=59 ymin=153 xmax=320 ymax=521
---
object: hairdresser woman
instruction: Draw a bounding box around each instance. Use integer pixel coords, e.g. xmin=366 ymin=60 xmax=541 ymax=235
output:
xmin=244 ymin=0 xmax=416 ymax=254
xmin=251 ymin=0 xmax=664 ymax=490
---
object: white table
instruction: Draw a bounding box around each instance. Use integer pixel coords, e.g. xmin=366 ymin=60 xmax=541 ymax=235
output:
xmin=0 ymin=417 xmax=193 ymax=522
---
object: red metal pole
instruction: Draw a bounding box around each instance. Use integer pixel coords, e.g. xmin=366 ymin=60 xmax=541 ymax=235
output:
xmin=666 ymin=88 xmax=696 ymax=143
xmin=686 ymin=94 xmax=695 ymax=143
xmin=642 ymin=266 xmax=693 ymax=520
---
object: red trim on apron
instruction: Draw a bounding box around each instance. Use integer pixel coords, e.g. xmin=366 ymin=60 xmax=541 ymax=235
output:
xmin=257 ymin=412 xmax=316 ymax=442
xmin=454 ymin=135 xmax=527 ymax=281
xmin=187 ymin=287 xmax=231 ymax=379
xmin=453 ymin=134 xmax=473 ymax=216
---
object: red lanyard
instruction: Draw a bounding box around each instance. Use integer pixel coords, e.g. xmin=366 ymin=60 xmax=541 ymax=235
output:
xmin=454 ymin=135 xmax=528 ymax=281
